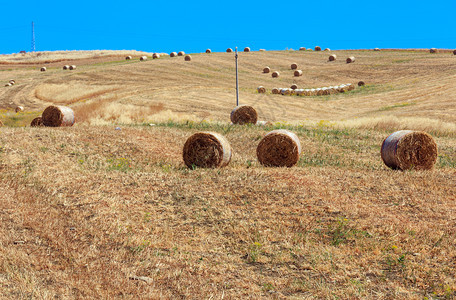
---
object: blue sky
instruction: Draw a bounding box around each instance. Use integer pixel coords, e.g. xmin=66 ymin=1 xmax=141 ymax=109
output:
xmin=1 ymin=0 xmax=454 ymax=54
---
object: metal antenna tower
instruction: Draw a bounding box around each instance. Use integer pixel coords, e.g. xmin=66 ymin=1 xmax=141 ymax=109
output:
xmin=31 ymin=21 xmax=35 ymax=52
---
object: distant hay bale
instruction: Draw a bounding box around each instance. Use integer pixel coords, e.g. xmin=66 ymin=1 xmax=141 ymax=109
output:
xmin=453 ymin=49 xmax=456 ymax=55
xmin=5 ymin=83 xmax=12 ymax=87
xmin=374 ymin=48 xmax=380 ymax=51
xmin=184 ymin=55 xmax=192 ymax=61
xmin=329 ymin=54 xmax=337 ymax=61
xmin=257 ymin=86 xmax=266 ymax=93
xmin=346 ymin=56 xmax=355 ymax=63
xmin=280 ymin=88 xmax=291 ymax=95
xmin=299 ymin=47 xmax=306 ymax=51
xmin=63 ymin=65 xmax=70 ymax=70
xmin=316 ymin=88 xmax=324 ymax=96
xmin=178 ymin=51 xmax=185 ymax=56
xmin=290 ymin=84 xmax=298 ymax=90
xmin=152 ymin=53 xmax=160 ymax=59
xmin=259 ymin=49 xmax=266 ymax=51
xmin=244 ymin=47 xmax=250 ymax=52
xmin=42 ymin=105 xmax=75 ymax=127
xmin=226 ymin=48 xmax=233 ymax=53
xmin=295 ymin=89 xmax=304 ymax=96
xmin=358 ymin=81 xmax=365 ymax=86
xmin=230 ymin=105 xmax=258 ymax=125
xmin=315 ymin=46 xmax=321 ymax=51
xmin=183 ymin=132 xmax=231 ymax=169
xmin=272 ymin=71 xmax=280 ymax=78
xmin=40 ymin=67 xmax=46 ymax=72
xmin=381 ymin=130 xmax=438 ymax=171
xmin=347 ymin=83 xmax=355 ymax=91
xmin=69 ymin=65 xmax=76 ymax=70
xmin=263 ymin=66 xmax=270 ymax=73
xmin=290 ymin=63 xmax=298 ymax=70
xmin=430 ymin=48 xmax=437 ymax=53
xmin=140 ymin=56 xmax=148 ymax=61
xmin=307 ymin=49 xmax=313 ymax=51
xmin=256 ymin=120 xmax=272 ymax=126
xmin=15 ymin=106 xmax=24 ymax=113
xmin=257 ymin=129 xmax=301 ymax=167
xmin=30 ymin=117 xmax=43 ymax=127
xmin=272 ymin=88 xmax=280 ymax=94
xmin=9 ymin=79 xmax=15 ymax=84
xmin=170 ymin=52 xmax=177 ymax=57
xmin=206 ymin=49 xmax=211 ymax=53
xmin=294 ymin=70 xmax=303 ymax=77
xmin=125 ymin=56 xmax=132 ymax=60
xmin=324 ymin=48 xmax=330 ymax=51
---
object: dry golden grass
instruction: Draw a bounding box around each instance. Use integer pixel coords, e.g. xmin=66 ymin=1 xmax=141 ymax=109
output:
xmin=1 ymin=49 xmax=456 ymax=298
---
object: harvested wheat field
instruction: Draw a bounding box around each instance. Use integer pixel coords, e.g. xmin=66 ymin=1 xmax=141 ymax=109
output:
xmin=1 ymin=49 xmax=456 ymax=299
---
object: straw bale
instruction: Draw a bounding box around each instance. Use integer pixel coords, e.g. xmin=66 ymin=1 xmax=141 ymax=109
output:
xmin=9 ymin=79 xmax=15 ymax=84
xmin=329 ymin=54 xmax=337 ymax=61
xmin=272 ymin=88 xmax=280 ymax=94
xmin=178 ymin=51 xmax=185 ymax=56
xmin=15 ymin=106 xmax=24 ymax=113
xmin=374 ymin=48 xmax=380 ymax=51
xmin=280 ymin=88 xmax=291 ymax=95
xmin=453 ymin=49 xmax=456 ymax=55
xmin=30 ymin=117 xmax=43 ymax=127
xmin=346 ymin=56 xmax=355 ymax=63
xmin=5 ymin=83 xmax=12 ymax=87
xmin=183 ymin=132 xmax=231 ymax=168
xmin=152 ymin=53 xmax=160 ymax=59
xmin=381 ymin=130 xmax=438 ymax=170
xmin=184 ymin=55 xmax=192 ymax=61
xmin=206 ymin=49 xmax=211 ymax=53
xmin=263 ymin=67 xmax=270 ymax=73
xmin=69 ymin=65 xmax=76 ymax=70
xmin=230 ymin=105 xmax=258 ymax=125
xmin=430 ymin=48 xmax=437 ymax=53
xmin=358 ymin=81 xmax=365 ymax=86
xmin=272 ymin=71 xmax=280 ymax=78
xmin=140 ymin=56 xmax=148 ymax=61
xmin=299 ymin=47 xmax=306 ymax=51
xmin=290 ymin=84 xmax=298 ymax=90
xmin=42 ymin=105 xmax=75 ymax=127
xmin=63 ymin=65 xmax=70 ymax=70
xmin=170 ymin=52 xmax=177 ymax=57
xmin=257 ymin=86 xmax=266 ymax=93
xmin=257 ymin=129 xmax=301 ymax=167
xmin=324 ymin=48 xmax=330 ymax=51
xmin=226 ymin=48 xmax=233 ymax=53
xmin=315 ymin=46 xmax=321 ymax=51
xmin=290 ymin=63 xmax=298 ymax=70
xmin=125 ymin=56 xmax=132 ymax=60
xmin=244 ymin=47 xmax=250 ymax=52
xmin=40 ymin=67 xmax=46 ymax=71
xmin=294 ymin=70 xmax=303 ymax=77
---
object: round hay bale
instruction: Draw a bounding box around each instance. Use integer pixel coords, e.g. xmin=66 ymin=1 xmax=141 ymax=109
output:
xmin=42 ymin=105 xmax=75 ymax=127
xmin=244 ymin=47 xmax=250 ymax=52
xmin=299 ymin=47 xmax=306 ymax=51
xmin=374 ymin=48 xmax=380 ymax=51
xmin=346 ymin=56 xmax=355 ymax=63
xmin=30 ymin=116 xmax=43 ymax=127
xmin=257 ymin=86 xmax=266 ymax=93
xmin=453 ymin=49 xmax=456 ymax=55
xmin=307 ymin=48 xmax=313 ymax=51
xmin=257 ymin=129 xmax=301 ymax=167
xmin=272 ymin=88 xmax=280 ymax=94
xmin=280 ymin=88 xmax=291 ymax=95
xmin=40 ymin=67 xmax=46 ymax=72
xmin=152 ymin=53 xmax=160 ymax=59
xmin=316 ymin=88 xmax=324 ymax=96
xmin=294 ymin=70 xmax=303 ymax=77
xmin=140 ymin=56 xmax=148 ymax=61
xmin=183 ymin=132 xmax=231 ymax=169
xmin=178 ymin=51 xmax=185 ymax=56
xmin=263 ymin=66 xmax=270 ymax=73
xmin=125 ymin=56 xmax=132 ymax=60
xmin=9 ymin=79 xmax=15 ymax=84
xmin=226 ymin=48 xmax=233 ymax=53
xmin=63 ymin=65 xmax=70 ymax=70
xmin=230 ymin=105 xmax=258 ymax=125
xmin=315 ymin=46 xmax=321 ymax=51
xmin=69 ymin=65 xmax=76 ymax=70
xmin=259 ymin=49 xmax=266 ymax=52
xmin=272 ymin=71 xmax=280 ymax=78
xmin=381 ymin=130 xmax=438 ymax=171
xmin=347 ymin=84 xmax=355 ymax=91
xmin=256 ymin=120 xmax=272 ymax=126
xmin=329 ymin=54 xmax=337 ymax=61
xmin=291 ymin=63 xmax=298 ymax=70
xmin=184 ymin=55 xmax=192 ymax=61
xmin=170 ymin=52 xmax=177 ymax=57
xmin=5 ymin=83 xmax=12 ymax=87
xmin=358 ymin=81 xmax=365 ymax=86
xmin=15 ymin=106 xmax=24 ymax=113
xmin=206 ymin=49 xmax=211 ymax=54
xmin=430 ymin=48 xmax=437 ymax=53
xmin=295 ymin=89 xmax=304 ymax=96
xmin=290 ymin=84 xmax=298 ymax=90
xmin=324 ymin=48 xmax=330 ymax=51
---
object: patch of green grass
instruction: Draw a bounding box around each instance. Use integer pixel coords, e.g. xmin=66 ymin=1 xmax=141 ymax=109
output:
xmin=0 ymin=111 xmax=41 ymax=127
xmin=378 ymin=102 xmax=415 ymax=111
xmin=106 ymin=157 xmax=132 ymax=172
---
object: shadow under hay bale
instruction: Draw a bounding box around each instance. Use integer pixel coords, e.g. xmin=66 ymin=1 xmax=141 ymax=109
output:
xmin=69 ymin=65 xmax=76 ymax=70
xmin=257 ymin=129 xmax=301 ymax=167
xmin=230 ymin=105 xmax=258 ymax=125
xmin=226 ymin=48 xmax=233 ymax=53
xmin=315 ymin=46 xmax=321 ymax=51
xmin=152 ymin=53 xmax=160 ymax=59
xmin=125 ymin=56 xmax=132 ymax=60
xmin=184 ymin=55 xmax=192 ymax=61
xmin=290 ymin=63 xmax=298 ymax=70
xmin=244 ymin=47 xmax=250 ymax=52
xmin=272 ymin=71 xmax=279 ymax=78
xmin=346 ymin=56 xmax=355 ymax=63
xmin=183 ymin=132 xmax=231 ymax=169
xmin=30 ymin=117 xmax=43 ymax=127
xmin=263 ymin=67 xmax=270 ymax=73
xmin=40 ymin=67 xmax=46 ymax=72
xmin=42 ymin=105 xmax=75 ymax=127
xmin=206 ymin=49 xmax=211 ymax=53
xmin=257 ymin=86 xmax=266 ymax=93
xmin=329 ymin=54 xmax=337 ymax=61
xmin=294 ymin=70 xmax=302 ymax=77
xmin=381 ymin=130 xmax=438 ymax=171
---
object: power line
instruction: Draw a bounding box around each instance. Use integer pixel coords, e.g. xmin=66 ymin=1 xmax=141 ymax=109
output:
xmin=31 ymin=21 xmax=35 ymax=52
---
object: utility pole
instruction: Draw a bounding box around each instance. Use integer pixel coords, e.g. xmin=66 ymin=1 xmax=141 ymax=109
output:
xmin=235 ymin=47 xmax=239 ymax=106
xmin=31 ymin=21 xmax=35 ymax=52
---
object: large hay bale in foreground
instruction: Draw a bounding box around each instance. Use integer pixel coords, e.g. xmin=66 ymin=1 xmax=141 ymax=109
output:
xmin=125 ymin=56 xmax=132 ymax=60
xmin=42 ymin=105 xmax=75 ymax=127
xmin=206 ymin=49 xmax=211 ymax=53
xmin=63 ymin=65 xmax=70 ymax=70
xmin=244 ymin=47 xmax=250 ymax=52
xmin=30 ymin=117 xmax=43 ymax=127
xmin=140 ymin=56 xmax=148 ymax=61
xmin=257 ymin=129 xmax=301 ymax=167
xmin=290 ymin=63 xmax=298 ymax=70
xmin=263 ymin=66 xmax=270 ymax=73
xmin=15 ymin=106 xmax=24 ymax=113
xmin=272 ymin=88 xmax=280 ymax=94
xmin=178 ymin=51 xmax=185 ymax=56
xmin=40 ymin=67 xmax=46 ymax=72
xmin=430 ymin=48 xmax=437 ymax=53
xmin=272 ymin=71 xmax=280 ymax=78
xmin=226 ymin=48 xmax=233 ymax=53
xmin=329 ymin=54 xmax=337 ymax=61
xmin=152 ymin=53 xmax=160 ymax=59
xmin=381 ymin=130 xmax=438 ymax=170
xmin=346 ymin=56 xmax=355 ymax=63
xmin=230 ymin=105 xmax=258 ymax=125
xmin=294 ymin=70 xmax=303 ymax=77
xmin=184 ymin=55 xmax=192 ymax=61
xmin=257 ymin=86 xmax=266 ymax=93
xmin=69 ymin=65 xmax=76 ymax=70
xmin=315 ymin=46 xmax=321 ymax=51
xmin=183 ymin=132 xmax=231 ymax=169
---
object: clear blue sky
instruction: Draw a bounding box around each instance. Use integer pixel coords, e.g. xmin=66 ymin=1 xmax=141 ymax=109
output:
xmin=1 ymin=0 xmax=454 ymax=54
